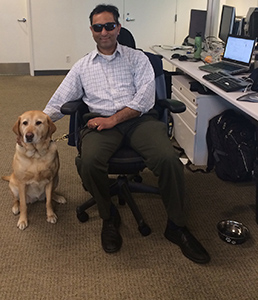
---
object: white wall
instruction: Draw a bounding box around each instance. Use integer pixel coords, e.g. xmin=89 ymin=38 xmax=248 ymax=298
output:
xmin=224 ymin=0 xmax=258 ymax=16
xmin=29 ymin=0 xmax=175 ymax=72
xmin=175 ymin=0 xmax=207 ymax=45
xmin=29 ymin=0 xmax=125 ymax=71
xmin=2 ymin=1 xmax=258 ymax=72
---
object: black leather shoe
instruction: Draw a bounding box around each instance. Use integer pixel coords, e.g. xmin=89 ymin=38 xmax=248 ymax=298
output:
xmin=101 ymin=209 xmax=122 ymax=253
xmin=164 ymin=226 xmax=210 ymax=264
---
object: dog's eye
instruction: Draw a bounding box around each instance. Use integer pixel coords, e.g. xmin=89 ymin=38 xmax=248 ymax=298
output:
xmin=36 ymin=121 xmax=42 ymax=126
xmin=22 ymin=121 xmax=28 ymax=126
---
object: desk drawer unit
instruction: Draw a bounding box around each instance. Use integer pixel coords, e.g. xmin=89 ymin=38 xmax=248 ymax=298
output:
xmin=173 ymin=88 xmax=197 ymax=131
xmin=172 ymin=75 xmax=230 ymax=166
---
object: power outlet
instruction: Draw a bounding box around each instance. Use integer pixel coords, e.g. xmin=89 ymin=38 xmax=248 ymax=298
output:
xmin=66 ymin=55 xmax=71 ymax=63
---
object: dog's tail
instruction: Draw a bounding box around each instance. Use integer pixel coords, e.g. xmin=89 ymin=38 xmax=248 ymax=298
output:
xmin=1 ymin=175 xmax=10 ymax=182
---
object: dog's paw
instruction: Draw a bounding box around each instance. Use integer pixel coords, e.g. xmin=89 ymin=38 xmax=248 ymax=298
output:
xmin=17 ymin=218 xmax=28 ymax=230
xmin=12 ymin=205 xmax=20 ymax=215
xmin=47 ymin=213 xmax=58 ymax=224
xmin=52 ymin=193 xmax=67 ymax=204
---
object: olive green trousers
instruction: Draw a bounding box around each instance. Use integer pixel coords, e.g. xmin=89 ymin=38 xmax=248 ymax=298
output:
xmin=75 ymin=115 xmax=185 ymax=227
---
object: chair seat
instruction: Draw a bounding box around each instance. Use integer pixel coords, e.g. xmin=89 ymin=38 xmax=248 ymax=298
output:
xmin=108 ymin=146 xmax=146 ymax=174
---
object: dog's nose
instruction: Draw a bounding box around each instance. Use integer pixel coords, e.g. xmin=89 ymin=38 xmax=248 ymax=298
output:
xmin=25 ymin=132 xmax=34 ymax=143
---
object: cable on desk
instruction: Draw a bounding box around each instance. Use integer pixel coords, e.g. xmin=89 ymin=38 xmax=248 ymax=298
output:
xmin=243 ymin=78 xmax=254 ymax=93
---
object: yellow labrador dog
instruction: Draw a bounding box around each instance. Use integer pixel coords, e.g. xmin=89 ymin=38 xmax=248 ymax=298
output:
xmin=2 ymin=110 xmax=66 ymax=230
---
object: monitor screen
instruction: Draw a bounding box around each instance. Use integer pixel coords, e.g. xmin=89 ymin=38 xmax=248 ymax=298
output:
xmin=248 ymin=10 xmax=258 ymax=39
xmin=218 ymin=5 xmax=236 ymax=43
xmin=223 ymin=35 xmax=255 ymax=65
xmin=188 ymin=9 xmax=207 ymax=40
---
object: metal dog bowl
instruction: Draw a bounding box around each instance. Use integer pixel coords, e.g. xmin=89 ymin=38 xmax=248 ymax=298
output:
xmin=217 ymin=220 xmax=250 ymax=245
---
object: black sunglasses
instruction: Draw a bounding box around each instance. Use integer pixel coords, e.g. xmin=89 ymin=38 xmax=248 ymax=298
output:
xmin=92 ymin=22 xmax=117 ymax=32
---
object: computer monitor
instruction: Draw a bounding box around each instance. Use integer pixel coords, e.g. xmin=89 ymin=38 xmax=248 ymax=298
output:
xmin=248 ymin=10 xmax=258 ymax=40
xmin=218 ymin=5 xmax=236 ymax=43
xmin=187 ymin=9 xmax=207 ymax=46
xmin=233 ymin=17 xmax=244 ymax=36
xmin=243 ymin=7 xmax=258 ymax=36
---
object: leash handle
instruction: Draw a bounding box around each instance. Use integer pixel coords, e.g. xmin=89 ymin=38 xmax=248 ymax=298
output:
xmin=54 ymin=134 xmax=69 ymax=142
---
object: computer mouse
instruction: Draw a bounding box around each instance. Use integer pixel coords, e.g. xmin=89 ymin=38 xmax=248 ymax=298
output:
xmin=178 ymin=55 xmax=188 ymax=61
xmin=171 ymin=53 xmax=180 ymax=59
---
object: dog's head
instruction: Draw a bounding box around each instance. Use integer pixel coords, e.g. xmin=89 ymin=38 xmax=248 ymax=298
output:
xmin=13 ymin=111 xmax=56 ymax=144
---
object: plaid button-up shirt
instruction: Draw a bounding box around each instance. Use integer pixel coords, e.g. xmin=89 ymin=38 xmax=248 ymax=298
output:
xmin=43 ymin=43 xmax=155 ymax=122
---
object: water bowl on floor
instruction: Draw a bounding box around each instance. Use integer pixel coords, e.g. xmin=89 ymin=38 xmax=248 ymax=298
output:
xmin=217 ymin=220 xmax=250 ymax=245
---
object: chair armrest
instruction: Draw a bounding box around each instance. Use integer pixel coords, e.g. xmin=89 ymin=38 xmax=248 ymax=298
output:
xmin=158 ymin=99 xmax=186 ymax=114
xmin=61 ymin=99 xmax=85 ymax=115
xmin=60 ymin=99 xmax=89 ymax=147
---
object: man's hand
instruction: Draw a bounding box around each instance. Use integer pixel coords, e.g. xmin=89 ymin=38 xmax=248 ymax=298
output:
xmin=87 ymin=116 xmax=116 ymax=131
xmin=87 ymin=107 xmax=141 ymax=131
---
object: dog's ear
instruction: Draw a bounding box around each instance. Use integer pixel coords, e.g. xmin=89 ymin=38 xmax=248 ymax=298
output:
xmin=47 ymin=116 xmax=56 ymax=137
xmin=13 ymin=117 xmax=21 ymax=136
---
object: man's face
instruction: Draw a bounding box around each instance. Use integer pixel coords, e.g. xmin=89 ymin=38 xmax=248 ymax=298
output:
xmin=90 ymin=11 xmax=121 ymax=55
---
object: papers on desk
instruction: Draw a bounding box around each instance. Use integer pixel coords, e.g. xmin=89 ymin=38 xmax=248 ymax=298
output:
xmin=160 ymin=45 xmax=193 ymax=51
xmin=237 ymin=92 xmax=258 ymax=103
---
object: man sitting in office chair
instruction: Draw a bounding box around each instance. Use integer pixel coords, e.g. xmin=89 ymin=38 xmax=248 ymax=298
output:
xmin=43 ymin=4 xmax=210 ymax=264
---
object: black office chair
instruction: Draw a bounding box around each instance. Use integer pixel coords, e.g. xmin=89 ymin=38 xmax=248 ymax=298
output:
xmin=60 ymin=29 xmax=186 ymax=236
xmin=117 ymin=27 xmax=136 ymax=49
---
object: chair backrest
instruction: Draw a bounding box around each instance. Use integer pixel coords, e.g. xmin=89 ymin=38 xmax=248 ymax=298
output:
xmin=144 ymin=52 xmax=169 ymax=123
xmin=144 ymin=52 xmax=167 ymax=99
xmin=117 ymin=27 xmax=136 ymax=49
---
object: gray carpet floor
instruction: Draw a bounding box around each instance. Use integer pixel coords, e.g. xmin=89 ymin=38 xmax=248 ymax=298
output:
xmin=1 ymin=75 xmax=258 ymax=299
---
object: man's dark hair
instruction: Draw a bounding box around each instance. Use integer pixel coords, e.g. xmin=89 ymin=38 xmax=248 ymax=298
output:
xmin=89 ymin=4 xmax=120 ymax=25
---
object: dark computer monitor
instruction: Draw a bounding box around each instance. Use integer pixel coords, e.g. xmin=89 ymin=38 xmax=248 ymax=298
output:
xmin=248 ymin=10 xmax=258 ymax=40
xmin=187 ymin=9 xmax=207 ymax=45
xmin=243 ymin=7 xmax=258 ymax=35
xmin=218 ymin=5 xmax=236 ymax=43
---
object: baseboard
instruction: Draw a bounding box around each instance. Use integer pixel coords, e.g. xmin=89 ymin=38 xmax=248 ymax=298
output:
xmin=0 ymin=63 xmax=30 ymax=75
xmin=34 ymin=70 xmax=69 ymax=76
xmin=0 ymin=64 xmax=70 ymax=76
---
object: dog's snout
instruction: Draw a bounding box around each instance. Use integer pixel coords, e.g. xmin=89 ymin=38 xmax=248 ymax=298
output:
xmin=25 ymin=132 xmax=34 ymax=143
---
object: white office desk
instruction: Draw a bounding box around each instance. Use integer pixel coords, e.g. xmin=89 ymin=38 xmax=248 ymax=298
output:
xmin=152 ymin=45 xmax=258 ymax=223
xmin=151 ymin=45 xmax=258 ymax=122
xmin=151 ymin=45 xmax=258 ymax=166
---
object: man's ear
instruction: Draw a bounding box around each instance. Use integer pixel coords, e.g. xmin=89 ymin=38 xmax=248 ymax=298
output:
xmin=90 ymin=25 xmax=94 ymax=35
xmin=13 ymin=117 xmax=21 ymax=136
xmin=117 ymin=23 xmax=121 ymax=35
xmin=47 ymin=115 xmax=56 ymax=137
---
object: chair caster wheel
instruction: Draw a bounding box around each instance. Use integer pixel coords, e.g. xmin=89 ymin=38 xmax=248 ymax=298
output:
xmin=138 ymin=222 xmax=151 ymax=236
xmin=118 ymin=196 xmax=126 ymax=206
xmin=76 ymin=208 xmax=89 ymax=223
xmin=134 ymin=175 xmax=142 ymax=183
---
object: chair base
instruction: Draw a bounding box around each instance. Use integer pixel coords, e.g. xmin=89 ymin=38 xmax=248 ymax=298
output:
xmin=76 ymin=175 xmax=160 ymax=236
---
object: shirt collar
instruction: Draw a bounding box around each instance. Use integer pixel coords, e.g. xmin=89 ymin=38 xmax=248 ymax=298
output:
xmin=92 ymin=43 xmax=122 ymax=61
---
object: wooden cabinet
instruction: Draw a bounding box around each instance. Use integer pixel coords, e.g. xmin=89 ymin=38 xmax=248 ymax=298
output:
xmin=172 ymin=75 xmax=230 ymax=166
